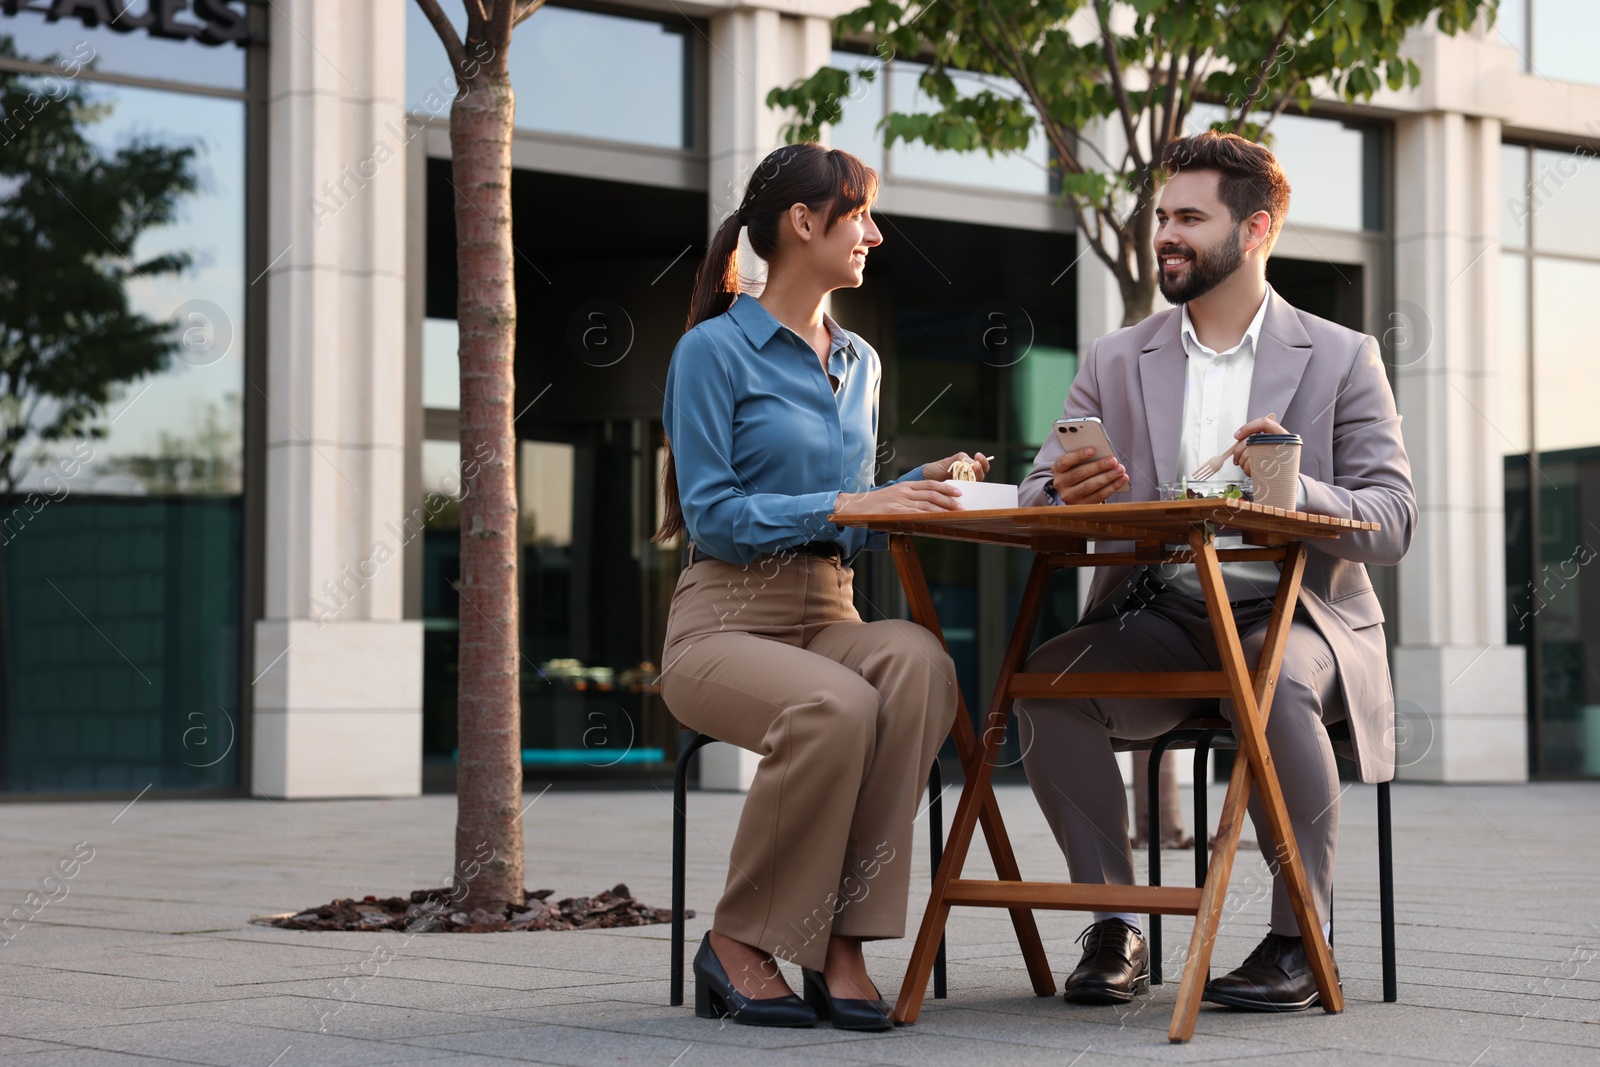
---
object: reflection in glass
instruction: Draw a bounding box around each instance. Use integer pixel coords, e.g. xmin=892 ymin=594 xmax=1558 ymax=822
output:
xmin=7 ymin=82 xmax=245 ymax=498
xmin=1529 ymin=146 xmax=1600 ymax=258
xmin=0 ymin=73 xmax=244 ymax=792
xmin=0 ymin=12 xmax=246 ymax=91
xmin=1498 ymin=253 xmax=1531 ymax=455
xmin=405 ymin=2 xmax=691 ymax=149
xmin=1532 ymin=258 xmax=1600 ymax=454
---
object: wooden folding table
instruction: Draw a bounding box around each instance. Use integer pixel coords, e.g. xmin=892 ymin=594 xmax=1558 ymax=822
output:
xmin=830 ymin=500 xmax=1378 ymax=1042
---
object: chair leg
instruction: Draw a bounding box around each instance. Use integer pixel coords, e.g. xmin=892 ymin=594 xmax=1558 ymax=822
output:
xmin=1194 ymin=733 xmax=1217 ymax=888
xmin=1378 ymin=779 xmax=1397 ymax=1002
xmin=1147 ymin=739 xmax=1169 ymax=985
xmin=928 ymin=759 xmax=947 ymax=1000
xmin=670 ymin=732 xmax=715 ymax=1007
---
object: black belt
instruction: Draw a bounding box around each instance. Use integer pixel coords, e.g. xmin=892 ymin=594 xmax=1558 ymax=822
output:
xmin=688 ymin=541 xmax=843 ymax=565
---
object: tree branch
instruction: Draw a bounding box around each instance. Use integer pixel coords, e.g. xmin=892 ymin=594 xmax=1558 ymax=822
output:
xmin=1095 ymin=0 xmax=1146 ymax=172
xmin=412 ymin=0 xmax=469 ymax=81
xmin=972 ymin=0 xmax=1083 ymax=173
xmin=1157 ymin=34 xmax=1183 ymax=155
xmin=1232 ymin=15 xmax=1294 ymax=130
xmin=489 ymin=0 xmax=516 ymax=47
xmin=512 ymin=0 xmax=545 ymax=28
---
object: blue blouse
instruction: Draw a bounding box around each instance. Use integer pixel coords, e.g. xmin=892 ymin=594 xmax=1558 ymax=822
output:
xmin=662 ymin=295 xmax=922 ymax=565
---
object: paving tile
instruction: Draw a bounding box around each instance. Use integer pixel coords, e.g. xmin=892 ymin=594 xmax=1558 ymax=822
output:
xmin=0 ymin=784 xmax=1594 ymax=1065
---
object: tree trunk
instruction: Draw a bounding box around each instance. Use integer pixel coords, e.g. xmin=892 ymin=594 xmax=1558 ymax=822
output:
xmin=449 ymin=64 xmax=524 ymax=911
xmin=1118 ymin=171 xmax=1161 ymax=327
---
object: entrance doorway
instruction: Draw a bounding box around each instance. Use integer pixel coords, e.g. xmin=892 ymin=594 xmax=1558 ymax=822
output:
xmin=417 ymin=162 xmax=704 ymax=788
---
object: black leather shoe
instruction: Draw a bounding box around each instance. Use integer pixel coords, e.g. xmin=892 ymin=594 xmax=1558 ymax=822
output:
xmin=800 ymin=966 xmax=902 ymax=1030
xmin=1202 ymin=932 xmax=1340 ymax=1011
xmin=693 ymin=933 xmax=817 ymax=1027
xmin=1062 ymin=918 xmax=1149 ymax=1004
xmin=801 ymin=967 xmax=893 ymax=1031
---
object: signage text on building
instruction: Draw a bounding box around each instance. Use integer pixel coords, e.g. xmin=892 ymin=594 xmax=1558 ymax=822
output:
xmin=1 ymin=1 xmax=254 ymax=47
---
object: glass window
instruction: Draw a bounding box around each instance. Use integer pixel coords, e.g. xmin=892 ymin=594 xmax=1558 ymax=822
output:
xmin=1499 ymin=253 xmax=1531 ymax=455
xmin=406 ymin=2 xmax=692 ymax=149
xmin=0 ymin=75 xmax=245 ymax=792
xmin=1530 ymin=0 xmax=1600 ymax=86
xmin=1503 ymin=136 xmax=1600 ymax=778
xmin=1532 ymin=257 xmax=1600 ymax=454
xmin=1185 ymin=104 xmax=1371 ymax=232
xmin=887 ymin=61 xmax=1051 ymax=195
xmin=1009 ymin=345 xmax=1077 ymax=446
xmin=1501 ymin=143 xmax=1530 ymax=249
xmin=0 ymin=7 xmax=247 ymax=91
xmin=1496 ymin=0 xmax=1528 ymax=60
xmin=828 ymin=50 xmax=886 ymax=174
xmin=1528 ymin=146 xmax=1600 ymax=258
xmin=1529 ymin=450 xmax=1600 ymax=775
xmin=423 ymin=317 xmax=460 ymax=410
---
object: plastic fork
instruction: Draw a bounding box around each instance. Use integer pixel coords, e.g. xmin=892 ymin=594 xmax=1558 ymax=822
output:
xmin=1189 ymin=413 xmax=1274 ymax=480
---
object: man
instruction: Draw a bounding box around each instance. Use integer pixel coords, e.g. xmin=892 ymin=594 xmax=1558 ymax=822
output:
xmin=1017 ymin=131 xmax=1415 ymax=1011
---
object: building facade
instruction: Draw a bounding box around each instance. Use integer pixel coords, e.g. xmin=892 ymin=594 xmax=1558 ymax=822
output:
xmin=0 ymin=0 xmax=1594 ymax=797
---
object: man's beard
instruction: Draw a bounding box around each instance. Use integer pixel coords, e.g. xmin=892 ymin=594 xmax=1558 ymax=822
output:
xmin=1157 ymin=225 xmax=1244 ymax=304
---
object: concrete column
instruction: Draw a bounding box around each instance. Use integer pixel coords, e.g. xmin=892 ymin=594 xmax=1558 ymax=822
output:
xmin=1391 ymin=110 xmax=1527 ymax=782
xmin=252 ymin=0 xmax=422 ymax=797
xmin=694 ymin=5 xmax=834 ymax=791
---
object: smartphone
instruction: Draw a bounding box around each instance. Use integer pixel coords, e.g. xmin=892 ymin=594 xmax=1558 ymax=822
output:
xmin=1054 ymin=417 xmax=1128 ymax=492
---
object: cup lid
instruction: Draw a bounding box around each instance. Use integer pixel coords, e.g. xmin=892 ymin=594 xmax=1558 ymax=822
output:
xmin=1245 ymin=432 xmax=1302 ymax=445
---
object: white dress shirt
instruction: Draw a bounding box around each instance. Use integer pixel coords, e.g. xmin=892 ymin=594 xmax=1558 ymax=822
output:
xmin=1162 ymin=291 xmax=1284 ymax=602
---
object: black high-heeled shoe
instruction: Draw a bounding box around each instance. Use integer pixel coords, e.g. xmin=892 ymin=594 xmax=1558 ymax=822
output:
xmin=692 ymin=933 xmax=817 ymax=1027
xmin=801 ymin=966 xmax=893 ymax=1031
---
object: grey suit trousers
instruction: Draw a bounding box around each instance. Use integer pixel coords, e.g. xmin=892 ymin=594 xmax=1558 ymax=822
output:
xmin=1018 ymin=586 xmax=1346 ymax=938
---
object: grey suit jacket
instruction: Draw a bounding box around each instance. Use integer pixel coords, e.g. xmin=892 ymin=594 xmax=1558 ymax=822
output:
xmin=1018 ymin=290 xmax=1417 ymax=782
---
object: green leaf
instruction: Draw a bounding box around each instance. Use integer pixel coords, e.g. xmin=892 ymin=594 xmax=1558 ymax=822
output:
xmin=764 ymin=0 xmax=1496 ymax=324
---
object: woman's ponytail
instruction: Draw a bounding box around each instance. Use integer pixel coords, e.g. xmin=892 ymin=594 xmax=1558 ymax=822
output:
xmin=685 ymin=213 xmax=745 ymax=332
xmin=655 ymin=212 xmax=745 ymax=543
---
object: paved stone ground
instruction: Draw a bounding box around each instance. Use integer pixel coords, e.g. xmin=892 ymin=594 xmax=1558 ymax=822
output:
xmin=0 ymin=779 xmax=1597 ymax=1065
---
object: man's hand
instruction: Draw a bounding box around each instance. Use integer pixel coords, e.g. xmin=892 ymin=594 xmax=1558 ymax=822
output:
xmin=834 ymin=481 xmax=961 ymax=516
xmin=1050 ymin=447 xmax=1127 ymax=504
xmin=1233 ymin=414 xmax=1291 ymax=478
xmin=921 ymin=451 xmax=992 ymax=482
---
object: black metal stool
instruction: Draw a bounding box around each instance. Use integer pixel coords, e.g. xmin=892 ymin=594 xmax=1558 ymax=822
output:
xmin=1117 ymin=718 xmax=1396 ymax=1001
xmin=669 ymin=729 xmax=949 ymax=1006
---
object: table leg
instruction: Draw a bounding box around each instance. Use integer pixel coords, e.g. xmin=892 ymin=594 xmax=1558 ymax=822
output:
xmin=888 ymin=538 xmax=1056 ymax=1022
xmin=1169 ymin=537 xmax=1342 ymax=1042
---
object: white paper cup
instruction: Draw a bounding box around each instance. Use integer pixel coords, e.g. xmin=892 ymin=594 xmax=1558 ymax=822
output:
xmin=948 ymin=481 xmax=1019 ymax=510
xmin=1244 ymin=433 xmax=1302 ymax=510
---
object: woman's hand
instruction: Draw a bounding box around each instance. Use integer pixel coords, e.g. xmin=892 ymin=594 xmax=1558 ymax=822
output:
xmin=834 ymin=481 xmax=961 ymax=516
xmin=921 ymin=452 xmax=991 ymax=481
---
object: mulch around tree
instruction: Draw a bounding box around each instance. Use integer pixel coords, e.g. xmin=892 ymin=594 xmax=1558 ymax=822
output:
xmin=254 ymin=883 xmax=688 ymax=933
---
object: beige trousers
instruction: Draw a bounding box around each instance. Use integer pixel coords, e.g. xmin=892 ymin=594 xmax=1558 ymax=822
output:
xmin=660 ymin=553 xmax=958 ymax=971
xmin=1018 ymin=590 xmax=1346 ymax=937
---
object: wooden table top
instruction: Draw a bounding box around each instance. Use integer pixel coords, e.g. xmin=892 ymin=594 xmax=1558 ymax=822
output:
xmin=829 ymin=498 xmax=1379 ymax=550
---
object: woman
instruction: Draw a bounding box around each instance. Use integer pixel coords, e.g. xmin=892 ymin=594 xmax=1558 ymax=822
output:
xmin=656 ymin=143 xmax=988 ymax=1031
